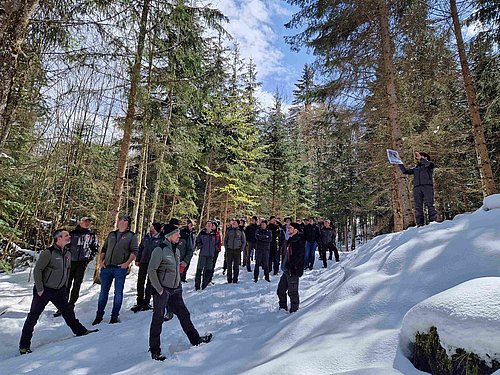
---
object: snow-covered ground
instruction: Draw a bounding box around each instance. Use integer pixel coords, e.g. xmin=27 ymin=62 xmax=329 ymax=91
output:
xmin=1 ymin=200 xmax=499 ymax=375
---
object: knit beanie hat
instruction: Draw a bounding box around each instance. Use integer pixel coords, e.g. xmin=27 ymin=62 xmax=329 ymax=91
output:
xmin=163 ymin=223 xmax=180 ymax=238
xmin=152 ymin=222 xmax=162 ymax=233
xmin=169 ymin=217 xmax=180 ymax=226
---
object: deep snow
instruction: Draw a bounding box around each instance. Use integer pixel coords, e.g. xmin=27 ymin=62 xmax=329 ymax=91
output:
xmin=0 ymin=198 xmax=499 ymax=375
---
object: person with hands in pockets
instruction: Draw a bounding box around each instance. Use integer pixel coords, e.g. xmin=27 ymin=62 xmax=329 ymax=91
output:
xmin=19 ymin=229 xmax=97 ymax=355
xmin=147 ymin=224 xmax=212 ymax=361
xmin=92 ymin=215 xmax=138 ymax=325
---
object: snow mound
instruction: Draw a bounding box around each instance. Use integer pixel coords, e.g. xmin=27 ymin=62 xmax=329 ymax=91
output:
xmin=399 ymin=277 xmax=500 ymax=364
xmin=482 ymin=193 xmax=500 ymax=211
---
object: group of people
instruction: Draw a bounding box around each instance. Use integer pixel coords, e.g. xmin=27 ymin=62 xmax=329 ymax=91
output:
xmin=18 ymin=213 xmax=340 ymax=361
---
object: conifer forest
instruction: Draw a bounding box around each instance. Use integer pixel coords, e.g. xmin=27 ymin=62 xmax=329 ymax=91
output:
xmin=0 ymin=0 xmax=498 ymax=263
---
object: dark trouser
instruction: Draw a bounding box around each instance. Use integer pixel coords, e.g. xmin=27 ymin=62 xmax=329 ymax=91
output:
xmin=245 ymin=242 xmax=255 ymax=271
xmin=268 ymin=244 xmax=280 ymax=275
xmin=67 ymin=260 xmax=87 ymax=305
xmin=304 ymin=241 xmax=316 ymax=269
xmin=414 ymin=185 xmax=437 ymax=226
xmin=254 ymin=249 xmax=269 ymax=280
xmin=137 ymin=263 xmax=152 ymax=306
xmin=226 ymin=249 xmax=241 ymax=283
xmin=277 ymin=272 xmax=299 ymax=312
xmin=96 ymin=266 xmax=127 ymax=319
xmin=320 ymin=243 xmax=340 ymax=266
xmin=149 ymin=286 xmax=200 ymax=354
xmin=195 ymin=255 xmax=214 ymax=290
xmin=20 ymin=286 xmax=86 ymax=349
xmin=180 ymin=261 xmax=190 ymax=282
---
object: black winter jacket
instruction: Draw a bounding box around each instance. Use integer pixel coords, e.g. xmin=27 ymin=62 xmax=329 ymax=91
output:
xmin=283 ymin=234 xmax=305 ymax=277
xmin=319 ymin=226 xmax=336 ymax=247
xmin=399 ymin=159 xmax=435 ymax=187
xmin=69 ymin=225 xmax=99 ymax=262
xmin=304 ymin=224 xmax=320 ymax=243
xmin=245 ymin=224 xmax=259 ymax=243
xmin=137 ymin=233 xmax=163 ymax=264
xmin=255 ymin=228 xmax=272 ymax=251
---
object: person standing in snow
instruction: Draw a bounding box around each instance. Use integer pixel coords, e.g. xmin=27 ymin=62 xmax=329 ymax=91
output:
xmin=303 ymin=217 xmax=320 ymax=270
xmin=277 ymin=223 xmax=305 ymax=313
xmin=180 ymin=219 xmax=196 ymax=282
xmin=254 ymin=219 xmax=272 ymax=283
xmin=19 ymin=229 xmax=97 ymax=354
xmin=54 ymin=216 xmax=99 ymax=317
xmin=244 ymin=216 xmax=259 ymax=272
xmin=131 ymin=222 xmax=163 ymax=313
xmin=195 ymin=220 xmax=219 ymax=290
xmin=92 ymin=215 xmax=138 ymax=325
xmin=224 ymin=218 xmax=246 ymax=284
xmin=267 ymin=216 xmax=281 ymax=276
xmin=319 ymin=219 xmax=339 ymax=266
xmin=399 ymin=151 xmax=437 ymax=227
xmin=148 ymin=224 xmax=213 ymax=361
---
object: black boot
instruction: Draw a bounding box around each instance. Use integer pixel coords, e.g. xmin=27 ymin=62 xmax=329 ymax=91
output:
xmin=76 ymin=329 xmax=99 ymax=336
xmin=92 ymin=315 xmax=103 ymax=325
xmin=196 ymin=333 xmax=213 ymax=345
xmin=151 ymin=352 xmax=166 ymax=361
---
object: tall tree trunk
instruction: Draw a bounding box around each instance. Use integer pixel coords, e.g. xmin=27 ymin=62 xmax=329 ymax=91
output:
xmin=378 ymin=0 xmax=414 ymax=230
xmin=222 ymin=191 xmax=229 ymax=240
xmin=131 ymin=130 xmax=148 ymax=232
xmin=0 ymin=0 xmax=39 ymax=151
xmin=107 ymin=0 xmax=151 ymax=231
xmin=351 ymin=214 xmax=356 ymax=251
xmin=450 ymin=0 xmax=496 ymax=196
xmin=271 ymin=164 xmax=277 ymax=215
xmin=137 ymin=133 xmax=149 ymax=241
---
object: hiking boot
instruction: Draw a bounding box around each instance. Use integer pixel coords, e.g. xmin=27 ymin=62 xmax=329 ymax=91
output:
xmin=151 ymin=352 xmax=166 ymax=361
xmin=131 ymin=305 xmax=142 ymax=313
xmin=196 ymin=333 xmax=213 ymax=346
xmin=253 ymin=278 xmax=257 ymax=283
xmin=279 ymin=305 xmax=288 ymax=311
xmin=109 ymin=316 xmax=120 ymax=324
xmin=92 ymin=316 xmax=103 ymax=325
xmin=53 ymin=310 xmax=62 ymax=317
xmin=77 ymin=329 xmax=99 ymax=337
xmin=164 ymin=312 xmax=174 ymax=322
xmin=141 ymin=304 xmax=152 ymax=311
xmin=19 ymin=348 xmax=32 ymax=355
xmin=264 ymin=276 xmax=270 ymax=282
xmin=247 ymin=268 xmax=252 ymax=272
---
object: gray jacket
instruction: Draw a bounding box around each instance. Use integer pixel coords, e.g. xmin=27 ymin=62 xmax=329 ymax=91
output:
xmin=224 ymin=227 xmax=246 ymax=251
xmin=101 ymin=230 xmax=138 ymax=266
xmin=399 ymin=159 xmax=435 ymax=187
xmin=34 ymin=245 xmax=72 ymax=293
xmin=195 ymin=228 xmax=219 ymax=257
xmin=147 ymin=239 xmax=181 ymax=293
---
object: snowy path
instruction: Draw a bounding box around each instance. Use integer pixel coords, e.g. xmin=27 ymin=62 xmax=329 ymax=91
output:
xmin=1 ymin=204 xmax=499 ymax=374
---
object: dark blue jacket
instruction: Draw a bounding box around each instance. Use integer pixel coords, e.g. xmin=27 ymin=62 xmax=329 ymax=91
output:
xmin=399 ymin=159 xmax=434 ymax=187
xmin=255 ymin=228 xmax=272 ymax=252
xmin=137 ymin=233 xmax=163 ymax=264
xmin=196 ymin=228 xmax=219 ymax=257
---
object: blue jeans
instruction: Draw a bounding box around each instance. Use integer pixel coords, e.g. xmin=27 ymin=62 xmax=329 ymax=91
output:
xmin=97 ymin=266 xmax=127 ymax=318
xmin=304 ymin=241 xmax=317 ymax=269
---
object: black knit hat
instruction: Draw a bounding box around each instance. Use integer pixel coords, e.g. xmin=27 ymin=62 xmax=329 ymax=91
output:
xmin=163 ymin=223 xmax=180 ymax=238
xmin=152 ymin=222 xmax=162 ymax=233
xmin=169 ymin=217 xmax=180 ymax=226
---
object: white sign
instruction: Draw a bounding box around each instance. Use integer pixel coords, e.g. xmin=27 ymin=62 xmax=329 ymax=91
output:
xmin=386 ymin=149 xmax=404 ymax=165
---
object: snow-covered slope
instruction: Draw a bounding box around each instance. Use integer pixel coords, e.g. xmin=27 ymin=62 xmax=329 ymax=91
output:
xmin=1 ymin=201 xmax=499 ymax=375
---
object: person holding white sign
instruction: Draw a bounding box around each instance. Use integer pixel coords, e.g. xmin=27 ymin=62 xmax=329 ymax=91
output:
xmin=399 ymin=151 xmax=437 ymax=227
